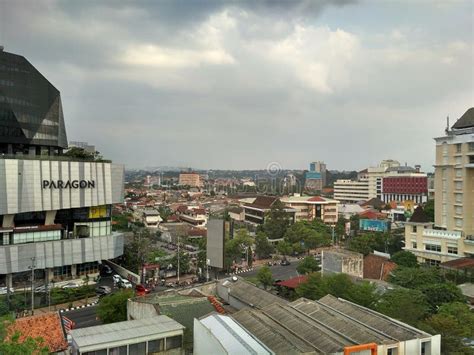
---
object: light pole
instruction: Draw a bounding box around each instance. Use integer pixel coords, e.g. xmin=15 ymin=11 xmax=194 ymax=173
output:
xmin=29 ymin=257 xmax=36 ymax=315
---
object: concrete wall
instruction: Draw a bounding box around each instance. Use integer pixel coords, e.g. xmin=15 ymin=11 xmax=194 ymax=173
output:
xmin=0 ymin=233 xmax=124 ymax=274
xmin=127 ymin=299 xmax=158 ymax=320
xmin=105 ymin=259 xmax=140 ymax=284
xmin=193 ymin=319 xmax=226 ymax=355
xmin=322 ymin=250 xmax=363 ymax=278
xmin=0 ymin=159 xmax=124 ymax=215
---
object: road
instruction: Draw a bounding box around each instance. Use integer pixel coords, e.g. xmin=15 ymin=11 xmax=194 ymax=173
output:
xmin=64 ymin=305 xmax=101 ymax=329
xmin=239 ymin=261 xmax=300 ymax=282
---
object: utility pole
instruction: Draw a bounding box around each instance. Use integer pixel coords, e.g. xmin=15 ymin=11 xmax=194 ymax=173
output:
xmin=177 ymin=235 xmax=180 ymax=283
xmin=29 ymin=257 xmax=36 ymax=315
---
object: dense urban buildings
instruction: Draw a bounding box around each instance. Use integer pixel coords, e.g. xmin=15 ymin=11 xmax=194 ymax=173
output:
xmin=0 ymin=48 xmax=125 ymax=288
xmin=178 ymin=172 xmax=201 ymax=187
xmin=404 ymin=108 xmax=474 ymax=264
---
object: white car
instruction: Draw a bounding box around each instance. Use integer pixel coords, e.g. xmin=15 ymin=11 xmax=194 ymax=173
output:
xmin=62 ymin=282 xmax=80 ymax=289
xmin=0 ymin=287 xmax=14 ymax=295
xmin=112 ymin=275 xmax=123 ymax=284
xmin=119 ymin=279 xmax=132 ymax=289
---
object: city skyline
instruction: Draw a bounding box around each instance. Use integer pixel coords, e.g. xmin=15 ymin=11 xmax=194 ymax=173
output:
xmin=0 ymin=0 xmax=472 ymax=170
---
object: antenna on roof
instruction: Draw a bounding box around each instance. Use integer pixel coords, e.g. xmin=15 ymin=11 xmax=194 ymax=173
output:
xmin=445 ymin=116 xmax=450 ymax=134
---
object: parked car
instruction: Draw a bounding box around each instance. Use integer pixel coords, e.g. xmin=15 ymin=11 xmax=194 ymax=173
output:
xmin=96 ymin=285 xmax=112 ymax=296
xmin=119 ymin=279 xmax=132 ymax=289
xmin=112 ymin=274 xmax=123 ymax=284
xmin=34 ymin=285 xmax=47 ymax=293
xmin=62 ymin=282 xmax=80 ymax=289
xmin=280 ymin=259 xmax=291 ymax=266
xmin=135 ymin=284 xmax=151 ymax=294
xmin=0 ymin=287 xmax=14 ymax=295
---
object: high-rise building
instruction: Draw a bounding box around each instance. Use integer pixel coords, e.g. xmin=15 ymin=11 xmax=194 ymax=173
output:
xmin=305 ymin=161 xmax=326 ymax=191
xmin=0 ymin=48 xmax=124 ymax=289
xmin=404 ymin=108 xmax=474 ymax=265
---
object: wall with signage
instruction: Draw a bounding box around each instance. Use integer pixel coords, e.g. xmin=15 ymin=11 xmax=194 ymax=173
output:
xmin=359 ymin=219 xmax=390 ymax=232
xmin=0 ymin=159 xmax=124 ymax=215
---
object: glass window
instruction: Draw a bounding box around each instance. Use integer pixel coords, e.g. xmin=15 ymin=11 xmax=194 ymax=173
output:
xmin=424 ymin=259 xmax=440 ymax=267
xmin=456 ymin=143 xmax=462 ymax=153
xmin=447 ymin=246 xmax=458 ymax=254
xmin=455 ymin=206 xmax=463 ymax=215
xmin=148 ymin=339 xmax=164 ymax=353
xmin=455 ymin=181 xmax=462 ymax=190
xmin=425 ymin=244 xmax=441 ymax=252
xmin=129 ymin=342 xmax=146 ymax=355
xmin=455 ymin=156 xmax=462 ymax=165
xmin=412 ymin=226 xmax=417 ymax=233
xmin=455 ymin=193 xmax=463 ymax=203
xmin=166 ymin=335 xmax=182 ymax=350
xmin=469 ymin=142 xmax=474 ymax=151
xmin=455 ymin=168 xmax=462 ymax=177
xmin=109 ymin=346 xmax=127 ymax=355
xmin=412 ymin=241 xmax=417 ymax=249
xmin=455 ymin=218 xmax=463 ymax=227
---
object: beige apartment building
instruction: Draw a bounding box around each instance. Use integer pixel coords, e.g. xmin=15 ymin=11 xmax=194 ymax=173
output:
xmin=404 ymin=108 xmax=474 ymax=264
xmin=333 ymin=178 xmax=370 ymax=203
xmin=281 ymin=195 xmax=339 ymax=225
xmin=178 ymin=172 xmax=201 ymax=187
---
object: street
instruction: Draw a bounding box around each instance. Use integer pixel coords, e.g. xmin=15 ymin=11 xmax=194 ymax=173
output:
xmin=64 ymin=305 xmax=101 ymax=329
xmin=239 ymin=261 xmax=300 ymax=282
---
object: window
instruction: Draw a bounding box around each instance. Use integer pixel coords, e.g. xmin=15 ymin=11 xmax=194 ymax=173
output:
xmin=455 ymin=193 xmax=463 ymax=203
xmin=412 ymin=241 xmax=417 ymax=249
xmin=455 ymin=168 xmax=462 ymax=178
xmin=166 ymin=335 xmax=182 ymax=350
xmin=470 ymin=156 xmax=474 ymax=164
xmin=455 ymin=218 xmax=463 ymax=228
xmin=108 ymin=346 xmax=127 ymax=355
xmin=456 ymin=143 xmax=462 ymax=153
xmin=455 ymin=206 xmax=463 ymax=215
xmin=147 ymin=339 xmax=164 ymax=353
xmin=425 ymin=259 xmax=440 ymax=266
xmin=129 ymin=342 xmax=146 ymax=355
xmin=455 ymin=181 xmax=462 ymax=190
xmin=387 ymin=348 xmax=398 ymax=355
xmin=425 ymin=244 xmax=441 ymax=252
xmin=412 ymin=226 xmax=417 ymax=233
xmin=455 ymin=156 xmax=462 ymax=165
xmin=469 ymin=142 xmax=474 ymax=151
xmin=447 ymin=246 xmax=458 ymax=254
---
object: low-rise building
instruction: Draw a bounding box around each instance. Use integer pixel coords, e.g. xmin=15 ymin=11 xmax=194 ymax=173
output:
xmin=321 ymin=249 xmax=364 ymax=279
xmin=232 ymin=294 xmax=440 ymax=355
xmin=333 ymin=178 xmax=370 ymax=203
xmin=242 ymin=196 xmax=295 ymax=226
xmin=142 ymin=209 xmax=162 ymax=228
xmin=69 ymin=316 xmax=185 ymax=355
xmin=194 ymin=314 xmax=273 ymax=355
xmin=280 ymin=195 xmax=338 ymax=225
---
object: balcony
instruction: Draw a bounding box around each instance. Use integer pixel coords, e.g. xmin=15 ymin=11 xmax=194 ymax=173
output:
xmin=423 ymin=229 xmax=462 ymax=240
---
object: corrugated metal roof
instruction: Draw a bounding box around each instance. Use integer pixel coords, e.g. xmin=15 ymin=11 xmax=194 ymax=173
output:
xmin=70 ymin=316 xmax=184 ymax=348
xmin=200 ymin=314 xmax=273 ymax=354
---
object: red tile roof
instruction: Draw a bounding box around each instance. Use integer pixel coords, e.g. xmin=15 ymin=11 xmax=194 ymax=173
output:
xmin=363 ymin=254 xmax=397 ymax=281
xmin=308 ymin=196 xmax=325 ymax=202
xmin=440 ymin=257 xmax=474 ymax=270
xmin=275 ymin=275 xmax=308 ymax=289
xmin=7 ymin=313 xmax=68 ymax=353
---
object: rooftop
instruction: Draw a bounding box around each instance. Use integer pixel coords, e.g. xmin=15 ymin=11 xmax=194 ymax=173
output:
xmin=198 ymin=314 xmax=273 ymax=354
xmin=70 ymin=316 xmax=184 ymax=349
xmin=220 ymin=277 xmax=288 ymax=309
xmin=275 ymin=275 xmax=308 ymax=289
xmin=232 ymin=295 xmax=430 ymax=355
xmin=6 ymin=313 xmax=68 ymax=353
xmin=408 ymin=206 xmax=432 ymax=224
xmin=245 ymin=196 xmax=279 ymax=209
xmin=451 ymin=107 xmax=474 ymax=130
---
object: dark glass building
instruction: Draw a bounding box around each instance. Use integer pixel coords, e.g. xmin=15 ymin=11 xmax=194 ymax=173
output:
xmin=0 ymin=47 xmax=67 ymax=155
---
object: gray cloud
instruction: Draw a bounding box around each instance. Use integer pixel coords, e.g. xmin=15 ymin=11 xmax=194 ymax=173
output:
xmin=0 ymin=0 xmax=472 ymax=171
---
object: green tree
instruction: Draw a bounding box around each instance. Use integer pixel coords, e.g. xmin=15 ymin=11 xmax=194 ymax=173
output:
xmin=423 ymin=199 xmax=435 ymax=222
xmin=391 ymin=250 xmax=418 ymax=268
xmin=347 ymin=233 xmax=382 ymax=255
xmin=97 ymin=289 xmax=133 ymax=324
xmin=297 ymin=256 xmax=320 ymax=275
xmin=255 ymin=232 xmax=274 ymax=259
xmin=171 ymin=251 xmax=191 ymax=275
xmin=257 ymin=265 xmax=273 ymax=290
xmin=389 ymin=267 xmax=444 ymax=290
xmin=295 ymin=273 xmax=326 ymax=300
xmin=422 ymin=314 xmax=472 ymax=354
xmin=375 ymin=288 xmax=430 ymax=326
xmin=0 ymin=316 xmax=49 ymax=354
xmin=437 ymin=302 xmax=474 ymax=337
xmin=276 ymin=240 xmax=293 ymax=256
xmin=123 ymin=229 xmax=151 ymax=273
xmin=263 ymin=200 xmax=291 ymax=240
xmin=347 ymin=281 xmax=380 ymax=309
xmin=285 ymin=221 xmax=331 ymax=254
xmin=419 ymin=283 xmax=465 ymax=312
xmin=158 ymin=206 xmax=172 ymax=222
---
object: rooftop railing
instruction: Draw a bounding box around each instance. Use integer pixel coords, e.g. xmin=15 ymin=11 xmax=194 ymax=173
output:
xmin=0 ymin=153 xmax=111 ymax=163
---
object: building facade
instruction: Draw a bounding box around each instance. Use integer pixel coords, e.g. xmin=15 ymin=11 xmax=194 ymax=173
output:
xmin=381 ymin=174 xmax=428 ymax=204
xmin=280 ymin=195 xmax=338 ymax=225
xmin=404 ymin=108 xmax=474 ymax=264
xmin=305 ymin=161 xmax=326 ymax=191
xmin=178 ymin=172 xmax=201 ymax=187
xmin=0 ymin=49 xmax=124 ymax=288
xmin=333 ymin=178 xmax=370 ymax=203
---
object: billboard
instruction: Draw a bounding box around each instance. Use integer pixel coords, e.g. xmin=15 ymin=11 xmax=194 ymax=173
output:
xmin=206 ymin=219 xmax=225 ymax=269
xmin=305 ymin=171 xmax=322 ymax=179
xmin=359 ymin=219 xmax=390 ymax=232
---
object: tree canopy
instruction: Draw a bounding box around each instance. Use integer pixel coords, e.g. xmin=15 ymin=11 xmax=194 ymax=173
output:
xmin=296 ymin=256 xmax=320 ymax=275
xmin=263 ymin=200 xmax=291 ymax=240
xmin=391 ymin=250 xmax=418 ymax=268
xmin=254 ymin=232 xmax=274 ymax=259
xmin=97 ymin=289 xmax=133 ymax=324
xmin=257 ymin=265 xmax=273 ymax=290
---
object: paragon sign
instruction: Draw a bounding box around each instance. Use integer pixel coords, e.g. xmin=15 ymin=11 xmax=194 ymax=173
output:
xmin=42 ymin=180 xmax=96 ymax=189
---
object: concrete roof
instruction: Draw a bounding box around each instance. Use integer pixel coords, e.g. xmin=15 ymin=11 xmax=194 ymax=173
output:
xmin=220 ymin=277 xmax=288 ymax=309
xmin=199 ymin=314 xmax=273 ymax=354
xmin=70 ymin=316 xmax=184 ymax=349
xmin=281 ymin=195 xmax=338 ymax=204
xmin=232 ymin=295 xmax=430 ymax=355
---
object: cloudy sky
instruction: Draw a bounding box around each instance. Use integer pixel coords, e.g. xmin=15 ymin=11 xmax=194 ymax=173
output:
xmin=1 ymin=0 xmax=472 ymax=171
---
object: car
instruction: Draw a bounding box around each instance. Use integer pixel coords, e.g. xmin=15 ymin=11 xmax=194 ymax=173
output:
xmin=96 ymin=285 xmax=112 ymax=296
xmin=280 ymin=259 xmax=291 ymax=266
xmin=135 ymin=284 xmax=151 ymax=294
xmin=34 ymin=285 xmax=47 ymax=293
xmin=101 ymin=265 xmax=113 ymax=275
xmin=112 ymin=274 xmax=122 ymax=284
xmin=62 ymin=282 xmax=80 ymax=289
xmin=0 ymin=287 xmax=14 ymax=295
xmin=119 ymin=279 xmax=132 ymax=289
